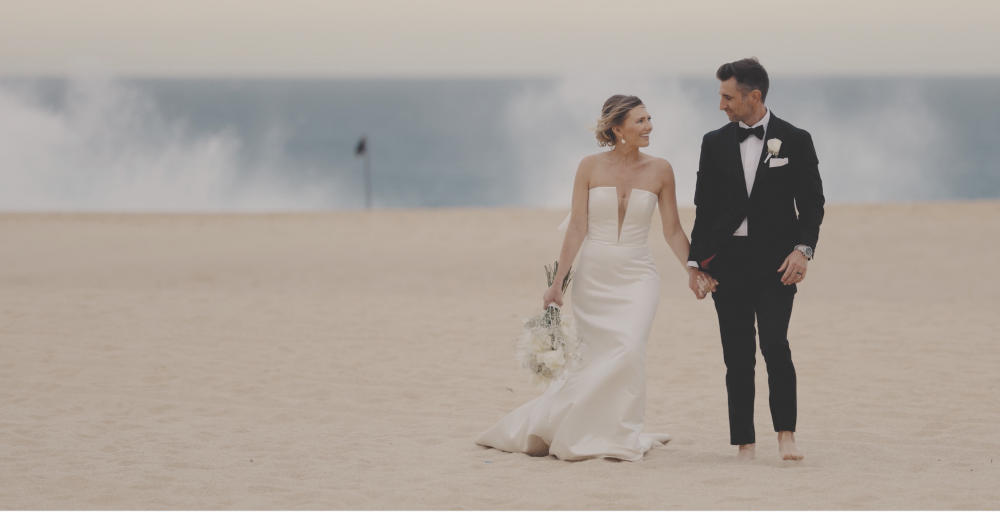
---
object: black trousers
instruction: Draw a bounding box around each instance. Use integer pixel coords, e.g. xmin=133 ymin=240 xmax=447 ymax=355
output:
xmin=709 ymin=236 xmax=797 ymax=446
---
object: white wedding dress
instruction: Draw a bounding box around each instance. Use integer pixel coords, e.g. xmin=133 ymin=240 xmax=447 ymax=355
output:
xmin=475 ymin=186 xmax=670 ymax=461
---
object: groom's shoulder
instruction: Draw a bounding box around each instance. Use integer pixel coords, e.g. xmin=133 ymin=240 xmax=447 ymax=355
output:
xmin=772 ymin=115 xmax=814 ymax=143
xmin=771 ymin=115 xmax=819 ymax=164
xmin=702 ymin=122 xmax=736 ymax=145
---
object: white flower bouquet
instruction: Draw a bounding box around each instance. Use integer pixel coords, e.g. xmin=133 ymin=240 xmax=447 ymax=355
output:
xmin=514 ymin=262 xmax=583 ymax=387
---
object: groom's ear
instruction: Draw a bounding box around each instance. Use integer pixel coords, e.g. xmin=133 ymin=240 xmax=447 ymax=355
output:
xmin=748 ymin=89 xmax=763 ymax=105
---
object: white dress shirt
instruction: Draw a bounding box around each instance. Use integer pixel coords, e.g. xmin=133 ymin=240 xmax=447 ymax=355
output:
xmin=687 ymin=109 xmax=770 ymax=269
xmin=733 ymin=108 xmax=770 ymax=236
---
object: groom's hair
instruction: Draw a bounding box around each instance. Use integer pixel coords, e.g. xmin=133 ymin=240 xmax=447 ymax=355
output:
xmin=717 ymin=57 xmax=769 ymax=103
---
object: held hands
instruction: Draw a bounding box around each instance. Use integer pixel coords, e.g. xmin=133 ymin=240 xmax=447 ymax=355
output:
xmin=778 ymin=250 xmax=808 ymax=285
xmin=542 ymin=283 xmax=564 ymax=309
xmin=688 ymin=268 xmax=718 ymax=300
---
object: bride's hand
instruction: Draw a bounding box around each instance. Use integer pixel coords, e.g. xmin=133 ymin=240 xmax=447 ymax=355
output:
xmin=542 ymin=284 xmax=564 ymax=310
xmin=688 ymin=268 xmax=717 ymax=300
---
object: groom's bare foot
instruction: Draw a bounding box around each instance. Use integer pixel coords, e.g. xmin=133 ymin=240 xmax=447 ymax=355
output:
xmin=735 ymin=444 xmax=755 ymax=461
xmin=777 ymin=431 xmax=803 ymax=460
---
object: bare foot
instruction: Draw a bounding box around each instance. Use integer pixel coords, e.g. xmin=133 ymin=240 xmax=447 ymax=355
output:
xmin=777 ymin=431 xmax=803 ymax=460
xmin=735 ymin=443 xmax=755 ymax=461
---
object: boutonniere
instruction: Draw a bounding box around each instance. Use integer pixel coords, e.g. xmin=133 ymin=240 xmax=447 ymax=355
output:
xmin=765 ymin=139 xmax=782 ymax=162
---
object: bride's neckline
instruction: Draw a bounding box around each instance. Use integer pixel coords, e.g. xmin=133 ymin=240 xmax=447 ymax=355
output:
xmin=588 ymin=186 xmax=656 ymax=196
xmin=587 ymin=187 xmax=656 ymax=242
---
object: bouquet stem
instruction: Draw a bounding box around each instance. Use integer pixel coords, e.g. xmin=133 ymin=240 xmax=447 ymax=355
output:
xmin=543 ymin=260 xmax=572 ymax=329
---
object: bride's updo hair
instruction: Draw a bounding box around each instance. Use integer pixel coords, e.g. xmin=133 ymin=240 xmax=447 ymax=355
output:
xmin=593 ymin=95 xmax=643 ymax=147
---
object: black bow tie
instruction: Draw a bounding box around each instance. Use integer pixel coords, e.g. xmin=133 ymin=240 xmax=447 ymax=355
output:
xmin=737 ymin=125 xmax=765 ymax=142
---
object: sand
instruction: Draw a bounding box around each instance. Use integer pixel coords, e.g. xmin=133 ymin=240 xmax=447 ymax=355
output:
xmin=1 ymin=202 xmax=998 ymax=509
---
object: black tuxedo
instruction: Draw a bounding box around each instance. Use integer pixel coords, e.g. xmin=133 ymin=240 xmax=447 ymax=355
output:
xmin=688 ymin=112 xmax=825 ymax=445
xmin=689 ymin=113 xmax=825 ymax=272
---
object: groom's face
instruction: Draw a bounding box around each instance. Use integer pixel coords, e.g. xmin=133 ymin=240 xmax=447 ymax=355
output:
xmin=719 ymin=77 xmax=753 ymax=124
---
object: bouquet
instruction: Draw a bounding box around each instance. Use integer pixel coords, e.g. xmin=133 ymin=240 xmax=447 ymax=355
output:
xmin=514 ymin=261 xmax=583 ymax=387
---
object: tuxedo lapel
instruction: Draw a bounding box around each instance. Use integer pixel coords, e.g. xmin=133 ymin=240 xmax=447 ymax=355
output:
xmin=749 ymin=113 xmax=786 ymax=200
xmin=722 ymin=123 xmax=746 ymax=194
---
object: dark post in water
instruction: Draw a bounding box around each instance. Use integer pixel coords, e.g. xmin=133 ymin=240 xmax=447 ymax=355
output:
xmin=355 ymin=136 xmax=371 ymax=209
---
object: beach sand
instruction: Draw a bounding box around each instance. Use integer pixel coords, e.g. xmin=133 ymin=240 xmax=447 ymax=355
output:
xmin=1 ymin=202 xmax=998 ymax=509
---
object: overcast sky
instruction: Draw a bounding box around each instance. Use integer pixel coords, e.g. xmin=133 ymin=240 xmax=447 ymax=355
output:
xmin=2 ymin=0 xmax=998 ymax=78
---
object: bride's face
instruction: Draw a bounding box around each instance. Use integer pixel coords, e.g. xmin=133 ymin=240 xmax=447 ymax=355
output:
xmin=615 ymin=106 xmax=652 ymax=147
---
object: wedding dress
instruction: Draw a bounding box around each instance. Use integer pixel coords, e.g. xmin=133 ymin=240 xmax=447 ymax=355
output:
xmin=475 ymin=186 xmax=670 ymax=461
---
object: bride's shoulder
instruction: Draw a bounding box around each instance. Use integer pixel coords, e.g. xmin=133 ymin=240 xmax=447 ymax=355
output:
xmin=579 ymin=152 xmax=610 ymax=165
xmin=642 ymin=154 xmax=674 ymax=172
xmin=576 ymin=153 xmax=612 ymax=173
xmin=643 ymin=155 xmax=676 ymax=183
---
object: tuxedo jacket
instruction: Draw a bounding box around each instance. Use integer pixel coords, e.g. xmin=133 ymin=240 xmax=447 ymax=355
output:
xmin=688 ymin=112 xmax=825 ymax=272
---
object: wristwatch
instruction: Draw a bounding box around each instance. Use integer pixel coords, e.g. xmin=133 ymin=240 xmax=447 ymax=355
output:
xmin=794 ymin=245 xmax=814 ymax=261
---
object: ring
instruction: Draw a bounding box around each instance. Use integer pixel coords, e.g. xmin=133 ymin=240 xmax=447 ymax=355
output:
xmin=796 ymin=272 xmax=802 ymax=275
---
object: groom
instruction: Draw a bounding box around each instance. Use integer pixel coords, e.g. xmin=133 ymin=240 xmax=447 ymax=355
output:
xmin=687 ymin=58 xmax=825 ymax=461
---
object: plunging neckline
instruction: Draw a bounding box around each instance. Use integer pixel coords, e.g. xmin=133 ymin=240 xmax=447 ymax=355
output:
xmin=588 ymin=186 xmax=655 ymax=242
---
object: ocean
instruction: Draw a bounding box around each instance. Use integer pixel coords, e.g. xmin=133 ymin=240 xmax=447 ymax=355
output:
xmin=1 ymin=75 xmax=997 ymax=211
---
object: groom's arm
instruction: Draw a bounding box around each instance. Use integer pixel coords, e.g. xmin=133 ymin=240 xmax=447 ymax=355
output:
xmin=688 ymin=134 xmax=718 ymax=269
xmin=792 ymin=131 xmax=825 ymax=253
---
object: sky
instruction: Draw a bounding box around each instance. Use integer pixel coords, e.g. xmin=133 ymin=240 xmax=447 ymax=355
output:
xmin=1 ymin=0 xmax=998 ymax=78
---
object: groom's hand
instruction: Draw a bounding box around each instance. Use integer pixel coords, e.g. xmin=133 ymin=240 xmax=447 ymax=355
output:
xmin=778 ymin=251 xmax=808 ymax=285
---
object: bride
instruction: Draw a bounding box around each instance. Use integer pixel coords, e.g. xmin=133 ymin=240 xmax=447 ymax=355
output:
xmin=475 ymin=95 xmax=716 ymax=461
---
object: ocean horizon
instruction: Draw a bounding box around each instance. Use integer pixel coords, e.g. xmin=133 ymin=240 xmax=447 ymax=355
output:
xmin=1 ymin=75 xmax=997 ymax=211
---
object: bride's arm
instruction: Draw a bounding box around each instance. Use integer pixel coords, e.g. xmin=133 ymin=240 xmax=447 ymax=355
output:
xmin=657 ymin=160 xmax=715 ymax=298
xmin=543 ymin=158 xmax=591 ymax=308
xmin=657 ymin=160 xmax=690 ymax=266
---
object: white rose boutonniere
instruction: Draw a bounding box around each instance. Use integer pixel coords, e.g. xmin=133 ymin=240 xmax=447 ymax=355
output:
xmin=765 ymin=138 xmax=782 ymax=162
